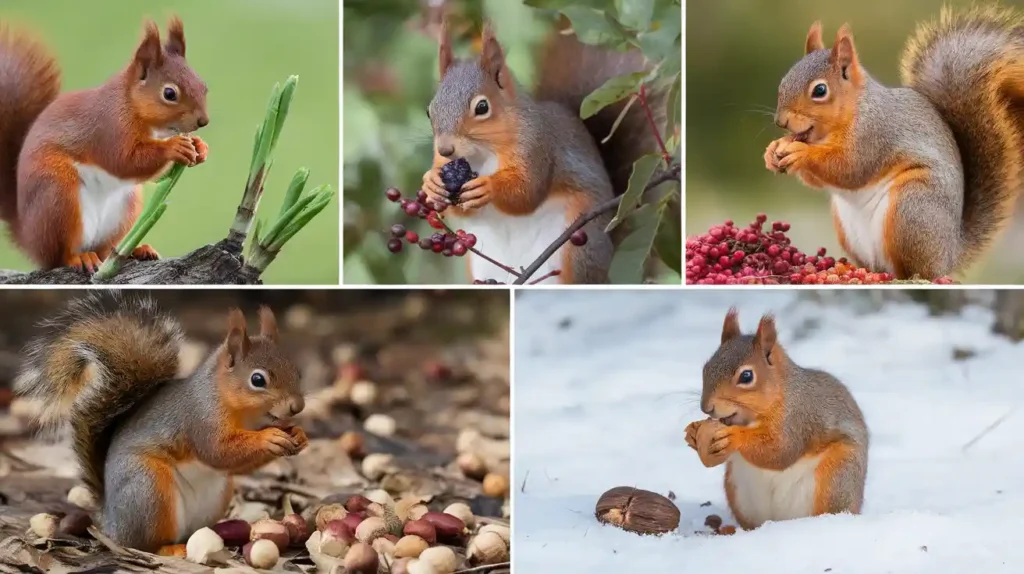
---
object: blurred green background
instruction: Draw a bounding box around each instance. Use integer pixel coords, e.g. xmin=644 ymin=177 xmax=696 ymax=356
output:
xmin=0 ymin=0 xmax=339 ymax=285
xmin=343 ymin=0 xmax=580 ymax=284
xmin=687 ymin=0 xmax=1024 ymax=283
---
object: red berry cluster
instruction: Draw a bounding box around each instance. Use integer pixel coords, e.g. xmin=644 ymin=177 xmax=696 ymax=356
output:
xmin=686 ymin=214 xmax=954 ymax=285
xmin=384 ymin=187 xmax=477 ymax=258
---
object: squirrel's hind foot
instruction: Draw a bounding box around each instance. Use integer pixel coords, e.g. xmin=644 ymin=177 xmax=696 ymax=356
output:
xmin=131 ymin=244 xmax=160 ymax=261
xmin=65 ymin=251 xmax=103 ymax=274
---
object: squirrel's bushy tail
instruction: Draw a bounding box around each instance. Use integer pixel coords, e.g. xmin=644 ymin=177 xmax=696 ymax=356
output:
xmin=534 ymin=23 xmax=663 ymax=196
xmin=14 ymin=292 xmax=182 ymax=497
xmin=901 ymin=5 xmax=1024 ymax=265
xmin=0 ymin=25 xmax=60 ymax=222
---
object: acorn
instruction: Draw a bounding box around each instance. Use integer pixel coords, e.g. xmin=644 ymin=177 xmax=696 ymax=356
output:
xmin=468 ymin=531 xmax=509 ymax=565
xmin=244 ymin=539 xmax=280 ymax=569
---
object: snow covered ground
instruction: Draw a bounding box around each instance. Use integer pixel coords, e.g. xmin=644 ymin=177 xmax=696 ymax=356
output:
xmin=512 ymin=290 xmax=1024 ymax=573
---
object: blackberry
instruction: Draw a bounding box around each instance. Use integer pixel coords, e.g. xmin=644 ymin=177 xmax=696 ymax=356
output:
xmin=440 ymin=158 xmax=477 ymax=200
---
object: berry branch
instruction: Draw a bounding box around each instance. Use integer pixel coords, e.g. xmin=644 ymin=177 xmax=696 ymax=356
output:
xmin=637 ymin=84 xmax=672 ymax=165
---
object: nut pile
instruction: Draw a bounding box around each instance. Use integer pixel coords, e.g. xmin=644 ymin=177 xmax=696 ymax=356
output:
xmin=686 ymin=215 xmax=955 ymax=284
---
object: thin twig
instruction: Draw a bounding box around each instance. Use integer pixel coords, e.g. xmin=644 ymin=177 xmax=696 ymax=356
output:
xmin=455 ymin=563 xmax=511 ymax=573
xmin=513 ymin=163 xmax=680 ymax=284
xmin=528 ymin=270 xmax=561 ymax=284
xmin=962 ymin=408 xmax=1014 ymax=452
xmin=638 ymin=84 xmax=671 ymax=165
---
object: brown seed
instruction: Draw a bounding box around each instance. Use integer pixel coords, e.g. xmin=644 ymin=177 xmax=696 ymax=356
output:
xmin=346 ymin=495 xmax=373 ymax=513
xmin=420 ymin=512 xmax=464 ymax=543
xmin=482 ymin=473 xmax=509 ymax=498
xmin=403 ymin=519 xmax=438 ymax=545
xmin=457 ymin=452 xmax=488 ymax=480
xmin=250 ymin=519 xmax=291 ymax=552
xmin=315 ymin=503 xmax=349 ymax=531
xmin=211 ymin=519 xmax=252 ymax=547
xmin=594 ymin=487 xmax=680 ymax=535
xmin=344 ymin=541 xmax=379 ymax=573
xmin=339 ymin=431 xmax=366 ymax=459
xmin=718 ymin=525 xmax=737 ymax=535
xmin=704 ymin=514 xmax=722 ymax=531
xmin=281 ymin=513 xmax=309 ymax=545
xmin=342 ymin=511 xmax=365 ymax=534
xmin=58 ymin=511 xmax=93 ymax=537
xmin=395 ymin=534 xmax=429 ymax=559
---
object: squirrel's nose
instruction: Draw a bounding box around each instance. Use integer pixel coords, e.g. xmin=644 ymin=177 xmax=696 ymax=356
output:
xmin=701 ymin=402 xmax=714 ymax=417
xmin=438 ymin=144 xmax=455 ymax=157
xmin=289 ymin=396 xmax=304 ymax=416
xmin=197 ymin=115 xmax=209 ymax=128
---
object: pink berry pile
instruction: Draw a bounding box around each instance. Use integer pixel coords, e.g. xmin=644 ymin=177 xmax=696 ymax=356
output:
xmin=686 ymin=214 xmax=955 ymax=285
xmin=384 ymin=187 xmax=477 ymax=257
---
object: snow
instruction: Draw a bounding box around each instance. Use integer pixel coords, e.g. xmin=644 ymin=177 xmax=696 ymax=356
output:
xmin=512 ymin=290 xmax=1024 ymax=573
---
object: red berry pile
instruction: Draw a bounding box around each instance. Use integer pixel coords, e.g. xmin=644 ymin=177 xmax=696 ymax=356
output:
xmin=686 ymin=214 xmax=954 ymax=285
xmin=384 ymin=187 xmax=478 ymax=259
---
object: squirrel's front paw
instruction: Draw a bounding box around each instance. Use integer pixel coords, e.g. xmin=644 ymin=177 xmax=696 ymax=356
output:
xmin=696 ymin=420 xmax=733 ymax=468
xmin=190 ymin=135 xmax=209 ymax=165
xmin=459 ymin=176 xmax=493 ymax=210
xmin=260 ymin=427 xmax=298 ymax=457
xmin=167 ymin=135 xmax=199 ymax=166
xmin=422 ymin=168 xmax=450 ymax=207
xmin=684 ymin=420 xmax=703 ymax=451
xmin=775 ymin=139 xmax=809 ymax=175
xmin=66 ymin=251 xmax=103 ymax=274
xmin=764 ymin=137 xmax=790 ymax=173
xmin=287 ymin=425 xmax=309 ymax=454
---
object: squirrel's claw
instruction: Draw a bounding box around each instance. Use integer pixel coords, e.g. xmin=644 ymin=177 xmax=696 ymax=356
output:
xmin=458 ymin=176 xmax=493 ymax=210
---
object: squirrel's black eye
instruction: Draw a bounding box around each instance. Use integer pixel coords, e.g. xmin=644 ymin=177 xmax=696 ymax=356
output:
xmin=474 ymin=99 xmax=490 ymax=116
xmin=163 ymin=86 xmax=179 ymax=102
xmin=737 ymin=369 xmax=755 ymax=386
xmin=249 ymin=370 xmax=268 ymax=389
xmin=811 ymin=83 xmax=828 ymax=99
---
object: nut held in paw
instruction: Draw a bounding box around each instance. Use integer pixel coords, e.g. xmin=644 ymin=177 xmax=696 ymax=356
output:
xmin=594 ymin=487 xmax=680 ymax=535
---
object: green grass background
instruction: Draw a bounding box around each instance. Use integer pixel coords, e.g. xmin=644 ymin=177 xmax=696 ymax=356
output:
xmin=0 ymin=0 xmax=339 ymax=284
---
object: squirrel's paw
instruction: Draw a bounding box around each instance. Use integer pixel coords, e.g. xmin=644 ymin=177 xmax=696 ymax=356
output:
xmin=775 ymin=139 xmax=809 ymax=174
xmin=459 ymin=176 xmax=493 ymax=210
xmin=167 ymin=134 xmax=199 ymax=167
xmin=131 ymin=244 xmax=160 ymax=261
xmin=66 ymin=251 xmax=103 ymax=274
xmin=695 ymin=420 xmax=732 ymax=468
xmin=764 ymin=137 xmax=789 ymax=173
xmin=287 ymin=425 xmax=309 ymax=454
xmin=684 ymin=420 xmax=702 ymax=451
xmin=190 ymin=135 xmax=209 ymax=165
xmin=422 ymin=168 xmax=450 ymax=206
xmin=260 ymin=427 xmax=299 ymax=457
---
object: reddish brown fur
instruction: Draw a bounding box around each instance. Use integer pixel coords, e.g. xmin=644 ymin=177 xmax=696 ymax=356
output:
xmin=0 ymin=16 xmax=208 ymax=270
xmin=553 ymin=187 xmax=596 ymax=284
xmin=812 ymin=442 xmax=861 ymax=515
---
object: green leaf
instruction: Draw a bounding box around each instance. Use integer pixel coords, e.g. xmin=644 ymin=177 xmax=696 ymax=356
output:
xmin=606 ymin=153 xmax=660 ymax=231
xmin=609 ymin=202 xmax=662 ymax=283
xmin=279 ymin=167 xmax=310 ymax=219
xmin=580 ymin=71 xmax=646 ymax=118
xmin=636 ymin=3 xmax=680 ymax=63
xmin=561 ymin=6 xmax=633 ymax=49
xmin=653 ymin=194 xmax=681 ymax=274
xmin=615 ymin=0 xmax=654 ymax=31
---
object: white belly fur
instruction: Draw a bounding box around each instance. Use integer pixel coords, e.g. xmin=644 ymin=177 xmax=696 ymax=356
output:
xmin=454 ymin=145 xmax=566 ymax=284
xmin=727 ymin=452 xmax=821 ymax=527
xmin=828 ymin=181 xmax=893 ymax=273
xmin=173 ymin=460 xmax=230 ymax=541
xmin=74 ymin=163 xmax=138 ymax=250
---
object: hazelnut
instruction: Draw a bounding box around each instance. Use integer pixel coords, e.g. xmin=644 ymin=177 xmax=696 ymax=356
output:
xmin=394 ymin=535 xmax=429 ymax=559
xmin=364 ymin=413 xmax=397 ymax=437
xmin=366 ymin=488 xmax=395 ymax=507
xmin=185 ymin=527 xmax=231 ymax=565
xmin=442 ymin=503 xmax=475 ymax=529
xmin=478 ymin=524 xmax=510 ymax=545
xmin=482 ymin=473 xmax=509 ymax=498
xmin=250 ymin=519 xmax=290 ymax=552
xmin=595 ymin=487 xmax=680 ymax=535
xmin=29 ymin=513 xmax=59 ymax=538
xmin=346 ymin=495 xmax=373 ymax=513
xmin=211 ymin=519 xmax=252 ymax=547
xmin=66 ymin=485 xmax=98 ymax=511
xmin=344 ymin=541 xmax=379 ymax=573
xmin=58 ymin=511 xmax=93 ymax=537
xmin=244 ymin=539 xmax=280 ymax=569
xmin=402 ymin=519 xmax=437 ymax=545
xmin=339 ymin=431 xmax=366 ymax=459
xmin=355 ymin=516 xmax=388 ymax=543
xmin=418 ymin=546 xmax=458 ymax=573
xmin=315 ymin=503 xmax=348 ymax=531
xmin=362 ymin=453 xmax=396 ymax=481
xmin=456 ymin=452 xmax=487 ymax=480
xmin=468 ymin=531 xmax=509 ymax=565
xmin=320 ymin=520 xmax=354 ymax=557
xmin=420 ymin=512 xmax=464 ymax=543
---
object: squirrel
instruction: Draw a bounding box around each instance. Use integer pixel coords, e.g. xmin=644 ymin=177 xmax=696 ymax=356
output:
xmin=13 ymin=292 xmax=308 ymax=555
xmin=0 ymin=16 xmax=209 ymax=273
xmin=684 ymin=308 xmax=869 ymax=530
xmin=765 ymin=6 xmax=1024 ymax=280
xmin=421 ymin=20 xmax=661 ymax=284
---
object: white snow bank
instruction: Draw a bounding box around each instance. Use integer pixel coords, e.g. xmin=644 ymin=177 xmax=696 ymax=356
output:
xmin=513 ymin=290 xmax=1023 ymax=573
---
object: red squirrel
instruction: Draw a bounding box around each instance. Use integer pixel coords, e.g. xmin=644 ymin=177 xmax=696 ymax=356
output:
xmin=0 ymin=17 xmax=209 ymax=273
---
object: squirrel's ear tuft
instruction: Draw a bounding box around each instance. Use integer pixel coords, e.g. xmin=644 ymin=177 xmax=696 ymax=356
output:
xmin=224 ymin=308 xmax=250 ymax=368
xmin=805 ymin=21 xmax=825 ymax=54
xmin=831 ymin=24 xmax=860 ymax=81
xmin=754 ymin=314 xmax=777 ymax=356
xmin=439 ymin=19 xmax=453 ymax=79
xmin=133 ymin=20 xmax=163 ymax=80
xmin=721 ymin=307 xmax=741 ymax=344
xmin=480 ymin=22 xmax=513 ymax=92
xmin=165 ymin=16 xmax=186 ymax=57
xmin=258 ymin=306 xmax=279 ymax=343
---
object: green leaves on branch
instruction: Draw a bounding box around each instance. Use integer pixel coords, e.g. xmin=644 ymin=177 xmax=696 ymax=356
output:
xmin=607 ymin=153 xmax=661 ymax=231
xmin=247 ymin=169 xmax=336 ymax=273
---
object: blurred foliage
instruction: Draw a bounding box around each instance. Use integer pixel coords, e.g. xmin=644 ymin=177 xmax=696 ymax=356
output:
xmin=343 ymin=0 xmax=681 ymax=284
xmin=0 ymin=0 xmax=339 ymax=285
xmin=686 ymin=0 xmax=1024 ymax=284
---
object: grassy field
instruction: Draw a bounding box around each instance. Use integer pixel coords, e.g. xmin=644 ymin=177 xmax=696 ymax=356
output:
xmin=0 ymin=0 xmax=339 ymax=284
